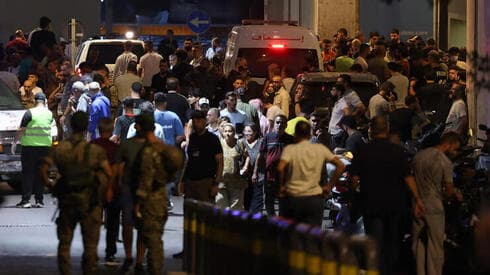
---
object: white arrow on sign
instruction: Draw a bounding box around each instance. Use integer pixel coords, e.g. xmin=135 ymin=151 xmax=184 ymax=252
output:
xmin=190 ymin=17 xmax=210 ymax=27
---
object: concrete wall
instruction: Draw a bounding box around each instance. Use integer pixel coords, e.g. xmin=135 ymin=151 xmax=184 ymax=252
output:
xmin=359 ymin=0 xmax=433 ymax=41
xmin=0 ymin=0 xmax=101 ymax=45
xmin=475 ymin=0 xmax=490 ymax=135
xmin=448 ymin=0 xmax=467 ymax=47
xmin=317 ymin=0 xmax=359 ymax=40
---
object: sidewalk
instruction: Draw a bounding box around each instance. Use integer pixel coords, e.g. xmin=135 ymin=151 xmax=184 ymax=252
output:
xmin=0 ymin=193 xmax=184 ymax=274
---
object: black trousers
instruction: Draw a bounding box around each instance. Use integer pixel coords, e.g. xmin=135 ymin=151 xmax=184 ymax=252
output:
xmin=363 ymin=212 xmax=405 ymax=275
xmin=104 ymin=199 xmax=120 ymax=257
xmin=264 ymin=181 xmax=279 ymax=216
xmin=21 ymin=146 xmax=50 ymax=202
xmin=279 ymin=195 xmax=324 ymax=226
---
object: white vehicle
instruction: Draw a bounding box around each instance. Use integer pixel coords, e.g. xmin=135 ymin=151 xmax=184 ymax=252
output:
xmin=0 ymin=79 xmax=26 ymax=191
xmin=223 ymin=21 xmax=323 ymax=82
xmin=75 ymin=39 xmax=145 ymax=80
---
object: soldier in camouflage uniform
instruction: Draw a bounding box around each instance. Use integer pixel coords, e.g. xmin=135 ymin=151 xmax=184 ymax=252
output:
xmin=133 ymin=114 xmax=184 ymax=275
xmin=40 ymin=111 xmax=113 ymax=275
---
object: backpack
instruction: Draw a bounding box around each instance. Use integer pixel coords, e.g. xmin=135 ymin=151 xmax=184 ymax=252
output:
xmin=53 ymin=141 xmax=100 ymax=210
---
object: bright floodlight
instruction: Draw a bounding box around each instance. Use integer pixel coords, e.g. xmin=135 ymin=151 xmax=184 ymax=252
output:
xmin=125 ymin=31 xmax=134 ymax=39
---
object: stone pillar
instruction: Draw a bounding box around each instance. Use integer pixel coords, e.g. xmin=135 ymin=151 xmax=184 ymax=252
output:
xmin=316 ymin=0 xmax=359 ymax=40
xmin=467 ymin=0 xmax=490 ymax=143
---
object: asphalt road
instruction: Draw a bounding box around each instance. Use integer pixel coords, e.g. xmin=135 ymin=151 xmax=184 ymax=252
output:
xmin=0 ymin=187 xmax=185 ymax=275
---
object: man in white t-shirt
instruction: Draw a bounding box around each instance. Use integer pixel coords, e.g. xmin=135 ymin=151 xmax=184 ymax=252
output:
xmin=387 ymin=62 xmax=409 ymax=108
xmin=219 ymin=91 xmax=248 ymax=133
xmin=328 ymin=84 xmax=350 ymax=149
xmin=444 ymin=85 xmax=467 ymax=137
xmin=277 ymin=121 xmax=345 ymax=226
xmin=138 ymin=40 xmax=163 ymax=93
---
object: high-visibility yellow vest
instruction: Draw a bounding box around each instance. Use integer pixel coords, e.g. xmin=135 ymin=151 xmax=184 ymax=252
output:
xmin=21 ymin=106 xmax=52 ymax=147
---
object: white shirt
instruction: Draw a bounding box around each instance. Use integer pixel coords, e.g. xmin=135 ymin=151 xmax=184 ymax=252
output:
xmin=139 ymin=51 xmax=163 ymax=86
xmin=19 ymin=86 xmax=43 ymax=96
xmin=126 ymin=122 xmax=166 ymax=141
xmin=220 ymin=108 xmax=249 ymax=129
xmin=205 ymin=46 xmax=223 ymax=60
xmin=388 ymin=73 xmax=409 ymax=107
xmin=444 ymin=99 xmax=467 ymax=134
xmin=368 ymin=94 xmax=390 ymax=119
xmin=328 ymin=97 xmax=347 ymax=135
xmin=281 ymin=140 xmax=335 ymax=196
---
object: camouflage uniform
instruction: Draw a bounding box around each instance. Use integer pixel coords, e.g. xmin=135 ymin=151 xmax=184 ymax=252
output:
xmin=135 ymin=141 xmax=183 ymax=275
xmin=45 ymin=134 xmax=109 ymax=275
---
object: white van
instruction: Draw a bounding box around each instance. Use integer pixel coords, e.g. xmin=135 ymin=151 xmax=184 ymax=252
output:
xmin=75 ymin=39 xmax=145 ymax=80
xmin=223 ymin=21 xmax=323 ymax=82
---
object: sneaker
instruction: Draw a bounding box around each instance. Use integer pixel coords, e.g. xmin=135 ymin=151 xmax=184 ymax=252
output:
xmin=119 ymin=258 xmax=133 ymax=274
xmin=134 ymin=263 xmax=146 ymax=275
xmin=34 ymin=201 xmax=45 ymax=208
xmin=104 ymin=255 xmax=119 ymax=266
xmin=16 ymin=201 xmax=31 ymax=208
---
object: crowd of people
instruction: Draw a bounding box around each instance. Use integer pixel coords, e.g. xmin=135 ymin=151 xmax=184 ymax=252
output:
xmin=0 ymin=15 xmax=473 ymax=275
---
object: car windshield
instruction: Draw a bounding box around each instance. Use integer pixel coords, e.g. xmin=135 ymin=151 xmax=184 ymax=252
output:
xmin=86 ymin=42 xmax=145 ymax=64
xmin=0 ymin=80 xmax=23 ymax=110
xmin=238 ymin=48 xmax=319 ymax=78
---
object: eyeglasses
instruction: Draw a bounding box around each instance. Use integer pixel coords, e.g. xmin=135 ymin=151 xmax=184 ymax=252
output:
xmin=275 ymin=121 xmax=286 ymax=124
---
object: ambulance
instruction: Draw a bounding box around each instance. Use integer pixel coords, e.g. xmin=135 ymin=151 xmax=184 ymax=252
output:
xmin=223 ymin=20 xmax=323 ymax=83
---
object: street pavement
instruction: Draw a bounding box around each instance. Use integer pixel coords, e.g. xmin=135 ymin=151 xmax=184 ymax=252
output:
xmin=0 ymin=188 xmax=184 ymax=275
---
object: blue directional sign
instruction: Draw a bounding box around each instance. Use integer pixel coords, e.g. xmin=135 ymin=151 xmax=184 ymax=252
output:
xmin=187 ymin=11 xmax=211 ymax=34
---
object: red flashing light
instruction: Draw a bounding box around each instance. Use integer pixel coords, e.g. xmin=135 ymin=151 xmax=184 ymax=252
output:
xmin=270 ymin=43 xmax=285 ymax=49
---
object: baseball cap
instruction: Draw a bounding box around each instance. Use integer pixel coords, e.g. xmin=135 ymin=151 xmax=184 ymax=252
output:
xmin=88 ymin=81 xmax=100 ymax=90
xmin=72 ymin=81 xmax=86 ymax=92
xmin=131 ymin=82 xmax=143 ymax=94
xmin=34 ymin=93 xmax=47 ymax=101
xmin=198 ymin=97 xmax=210 ymax=106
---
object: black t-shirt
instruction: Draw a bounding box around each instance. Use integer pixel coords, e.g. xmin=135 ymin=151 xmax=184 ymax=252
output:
xmin=166 ymin=92 xmax=190 ymax=124
xmin=116 ymin=98 xmax=153 ymax=117
xmin=345 ymin=130 xmax=364 ymax=158
xmin=185 ymin=131 xmax=223 ymax=180
xmin=350 ymin=138 xmax=410 ymax=215
xmin=417 ymin=83 xmax=451 ymax=124
xmin=30 ymin=29 xmax=56 ymax=60
xmin=389 ymin=108 xmax=415 ymax=142
xmin=20 ymin=110 xmax=33 ymax=127
xmin=151 ymin=73 xmax=168 ymax=93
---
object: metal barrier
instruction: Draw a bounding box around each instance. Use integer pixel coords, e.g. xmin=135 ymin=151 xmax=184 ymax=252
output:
xmin=182 ymin=199 xmax=379 ymax=275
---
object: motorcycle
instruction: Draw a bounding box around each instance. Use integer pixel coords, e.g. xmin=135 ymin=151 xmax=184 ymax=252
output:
xmin=325 ymin=149 xmax=364 ymax=235
xmin=443 ymin=128 xmax=490 ymax=274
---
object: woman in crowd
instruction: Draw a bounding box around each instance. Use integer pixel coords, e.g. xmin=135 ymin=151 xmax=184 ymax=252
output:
xmin=239 ymin=123 xmax=264 ymax=213
xmin=216 ymin=123 xmax=249 ymax=210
